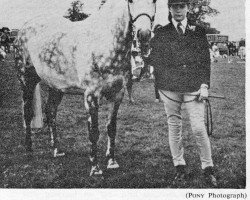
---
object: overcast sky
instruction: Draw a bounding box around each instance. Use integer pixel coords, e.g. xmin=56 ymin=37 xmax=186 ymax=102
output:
xmin=0 ymin=0 xmax=246 ymax=41
xmin=206 ymin=0 xmax=245 ymax=41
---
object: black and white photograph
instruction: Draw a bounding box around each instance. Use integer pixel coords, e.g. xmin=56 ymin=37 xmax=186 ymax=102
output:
xmin=0 ymin=0 xmax=248 ymax=199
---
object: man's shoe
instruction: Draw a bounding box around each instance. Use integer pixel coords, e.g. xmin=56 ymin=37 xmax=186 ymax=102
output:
xmin=203 ymin=166 xmax=218 ymax=187
xmin=171 ymin=165 xmax=187 ymax=187
xmin=174 ymin=165 xmax=186 ymax=181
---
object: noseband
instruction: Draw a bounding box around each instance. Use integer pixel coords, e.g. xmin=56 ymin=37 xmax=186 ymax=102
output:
xmin=131 ymin=13 xmax=155 ymax=27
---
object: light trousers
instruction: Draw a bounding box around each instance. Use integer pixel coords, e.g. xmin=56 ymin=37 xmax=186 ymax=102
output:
xmin=159 ymin=90 xmax=214 ymax=169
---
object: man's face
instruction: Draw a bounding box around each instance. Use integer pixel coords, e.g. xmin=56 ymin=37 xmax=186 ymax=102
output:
xmin=169 ymin=3 xmax=189 ymax=22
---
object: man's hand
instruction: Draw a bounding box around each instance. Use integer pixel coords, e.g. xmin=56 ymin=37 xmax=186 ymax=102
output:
xmin=199 ymin=84 xmax=209 ymax=101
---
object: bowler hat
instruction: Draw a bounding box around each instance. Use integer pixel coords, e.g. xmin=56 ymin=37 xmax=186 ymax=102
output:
xmin=168 ymin=0 xmax=190 ymax=4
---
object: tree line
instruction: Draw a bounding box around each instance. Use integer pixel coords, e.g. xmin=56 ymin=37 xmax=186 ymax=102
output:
xmin=64 ymin=0 xmax=220 ymax=34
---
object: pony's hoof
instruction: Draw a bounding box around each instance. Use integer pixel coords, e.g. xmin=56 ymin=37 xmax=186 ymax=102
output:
xmin=25 ymin=142 xmax=33 ymax=152
xmin=90 ymin=165 xmax=103 ymax=176
xmin=25 ymin=147 xmax=33 ymax=152
xmin=53 ymin=148 xmax=65 ymax=157
xmin=107 ymin=158 xmax=119 ymax=169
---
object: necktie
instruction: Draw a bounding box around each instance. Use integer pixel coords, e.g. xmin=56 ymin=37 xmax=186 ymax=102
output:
xmin=177 ymin=22 xmax=184 ymax=35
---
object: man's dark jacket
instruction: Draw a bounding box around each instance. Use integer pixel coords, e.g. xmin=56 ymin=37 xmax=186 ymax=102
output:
xmin=148 ymin=22 xmax=211 ymax=92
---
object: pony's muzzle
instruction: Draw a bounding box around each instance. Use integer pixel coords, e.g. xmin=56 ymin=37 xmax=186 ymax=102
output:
xmin=136 ymin=29 xmax=151 ymax=56
xmin=137 ymin=29 xmax=151 ymax=43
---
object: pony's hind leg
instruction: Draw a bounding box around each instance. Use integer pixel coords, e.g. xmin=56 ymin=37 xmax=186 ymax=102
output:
xmin=126 ymin=70 xmax=134 ymax=103
xmin=45 ymin=88 xmax=64 ymax=157
xmin=85 ymin=93 xmax=102 ymax=176
xmin=21 ymin=67 xmax=40 ymax=152
xmin=106 ymin=89 xmax=124 ymax=169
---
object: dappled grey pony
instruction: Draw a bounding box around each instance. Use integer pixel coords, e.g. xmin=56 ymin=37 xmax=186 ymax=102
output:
xmin=15 ymin=0 xmax=157 ymax=175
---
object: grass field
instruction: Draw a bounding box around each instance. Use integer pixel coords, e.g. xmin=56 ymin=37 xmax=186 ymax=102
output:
xmin=0 ymin=55 xmax=245 ymax=188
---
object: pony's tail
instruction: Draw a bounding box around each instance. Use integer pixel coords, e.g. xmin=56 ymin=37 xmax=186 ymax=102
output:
xmin=30 ymin=83 xmax=43 ymax=128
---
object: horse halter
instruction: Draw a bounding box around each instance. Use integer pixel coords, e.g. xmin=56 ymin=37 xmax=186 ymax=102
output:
xmin=127 ymin=0 xmax=157 ymax=57
xmin=127 ymin=0 xmax=157 ymax=30
xmin=130 ymin=13 xmax=155 ymax=27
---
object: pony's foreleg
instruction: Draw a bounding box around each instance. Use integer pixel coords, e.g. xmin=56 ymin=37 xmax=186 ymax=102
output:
xmin=85 ymin=94 xmax=102 ymax=176
xmin=106 ymin=89 xmax=124 ymax=169
xmin=45 ymin=88 xmax=64 ymax=157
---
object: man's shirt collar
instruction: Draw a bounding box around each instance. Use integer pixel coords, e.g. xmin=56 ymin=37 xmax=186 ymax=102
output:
xmin=172 ymin=18 xmax=188 ymax=33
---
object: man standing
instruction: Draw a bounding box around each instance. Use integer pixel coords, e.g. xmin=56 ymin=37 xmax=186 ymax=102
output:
xmin=148 ymin=0 xmax=217 ymax=187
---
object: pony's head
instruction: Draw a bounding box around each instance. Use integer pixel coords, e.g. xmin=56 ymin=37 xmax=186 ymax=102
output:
xmin=128 ymin=0 xmax=157 ymax=56
xmin=130 ymin=39 xmax=144 ymax=78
